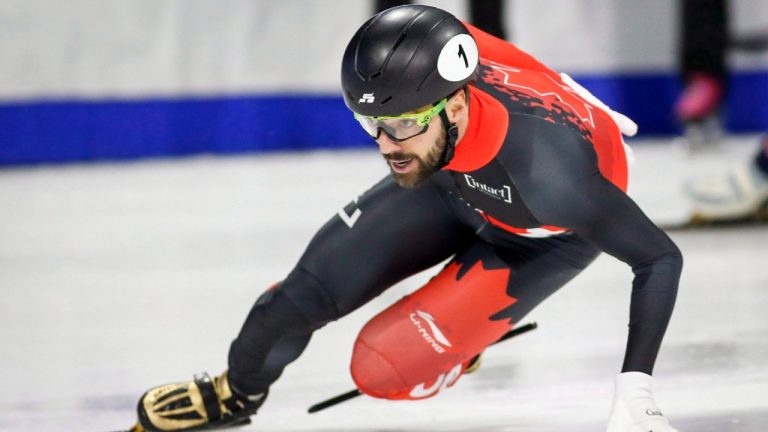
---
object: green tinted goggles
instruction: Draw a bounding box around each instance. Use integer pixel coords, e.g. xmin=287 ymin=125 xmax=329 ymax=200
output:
xmin=354 ymin=98 xmax=447 ymax=141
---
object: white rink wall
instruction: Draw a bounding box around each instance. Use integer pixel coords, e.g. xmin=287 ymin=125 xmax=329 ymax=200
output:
xmin=2 ymin=0 xmax=768 ymax=166
xmin=2 ymin=0 xmax=768 ymax=100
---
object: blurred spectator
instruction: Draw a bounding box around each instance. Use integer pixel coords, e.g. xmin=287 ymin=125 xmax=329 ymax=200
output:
xmin=676 ymin=0 xmax=728 ymax=123
xmin=680 ymin=0 xmax=768 ymax=222
xmin=685 ymin=136 xmax=768 ymax=222
xmin=375 ymin=0 xmax=507 ymax=40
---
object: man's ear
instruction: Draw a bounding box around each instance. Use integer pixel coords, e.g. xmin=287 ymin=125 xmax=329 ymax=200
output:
xmin=446 ymin=88 xmax=468 ymax=123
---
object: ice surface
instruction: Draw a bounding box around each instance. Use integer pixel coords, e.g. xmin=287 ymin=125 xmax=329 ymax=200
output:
xmin=0 ymin=136 xmax=766 ymax=431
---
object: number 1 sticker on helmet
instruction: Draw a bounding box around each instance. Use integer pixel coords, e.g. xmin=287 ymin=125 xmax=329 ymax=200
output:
xmin=437 ymin=34 xmax=478 ymax=82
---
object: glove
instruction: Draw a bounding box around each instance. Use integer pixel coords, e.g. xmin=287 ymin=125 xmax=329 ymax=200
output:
xmin=560 ymin=72 xmax=638 ymax=137
xmin=606 ymin=372 xmax=679 ymax=432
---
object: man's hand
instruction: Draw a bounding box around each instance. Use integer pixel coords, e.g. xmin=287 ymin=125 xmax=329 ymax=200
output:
xmin=606 ymin=372 xmax=679 ymax=432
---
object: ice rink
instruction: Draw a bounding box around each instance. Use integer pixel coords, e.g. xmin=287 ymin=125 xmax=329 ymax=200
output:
xmin=1 ymin=136 xmax=766 ymax=432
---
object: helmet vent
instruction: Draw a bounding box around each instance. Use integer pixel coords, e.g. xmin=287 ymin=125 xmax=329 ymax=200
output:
xmin=390 ymin=31 xmax=407 ymax=55
xmin=374 ymin=30 xmax=408 ymax=80
xmin=380 ymin=96 xmax=392 ymax=105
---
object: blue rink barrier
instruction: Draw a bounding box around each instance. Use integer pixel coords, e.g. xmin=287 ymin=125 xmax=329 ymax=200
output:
xmin=1 ymin=71 xmax=767 ymax=166
xmin=0 ymin=95 xmax=374 ymax=166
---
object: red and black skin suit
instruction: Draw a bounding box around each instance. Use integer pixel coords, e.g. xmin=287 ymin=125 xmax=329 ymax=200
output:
xmin=227 ymin=25 xmax=683 ymax=400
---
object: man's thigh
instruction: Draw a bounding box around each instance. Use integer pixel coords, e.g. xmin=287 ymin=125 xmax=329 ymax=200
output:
xmin=281 ymin=173 xmax=475 ymax=324
xmin=349 ymin=235 xmax=600 ymax=399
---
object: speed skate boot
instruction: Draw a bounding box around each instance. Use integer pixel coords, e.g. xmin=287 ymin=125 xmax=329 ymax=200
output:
xmin=133 ymin=371 xmax=266 ymax=431
xmin=684 ymin=157 xmax=768 ymax=223
xmin=464 ymin=353 xmax=483 ymax=374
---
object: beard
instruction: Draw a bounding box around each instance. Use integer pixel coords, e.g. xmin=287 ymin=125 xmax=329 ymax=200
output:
xmin=383 ymin=130 xmax=447 ymax=189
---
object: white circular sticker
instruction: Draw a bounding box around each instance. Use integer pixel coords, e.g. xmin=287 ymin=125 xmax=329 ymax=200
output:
xmin=436 ymin=34 xmax=478 ymax=82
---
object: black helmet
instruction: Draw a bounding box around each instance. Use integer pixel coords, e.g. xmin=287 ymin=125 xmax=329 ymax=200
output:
xmin=341 ymin=5 xmax=479 ymax=117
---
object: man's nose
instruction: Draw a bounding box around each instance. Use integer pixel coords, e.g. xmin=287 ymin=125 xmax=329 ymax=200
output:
xmin=376 ymin=133 xmax=401 ymax=154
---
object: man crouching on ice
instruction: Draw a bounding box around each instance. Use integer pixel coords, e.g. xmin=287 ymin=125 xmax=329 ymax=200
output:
xmin=129 ymin=5 xmax=683 ymax=432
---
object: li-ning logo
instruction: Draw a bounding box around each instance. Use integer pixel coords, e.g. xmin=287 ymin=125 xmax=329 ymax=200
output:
xmin=359 ymin=93 xmax=375 ymax=103
xmin=409 ymin=310 xmax=452 ymax=354
xmin=464 ymin=174 xmax=512 ymax=203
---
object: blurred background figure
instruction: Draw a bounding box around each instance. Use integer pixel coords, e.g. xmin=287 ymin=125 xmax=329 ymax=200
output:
xmin=679 ymin=0 xmax=768 ymax=222
xmin=375 ymin=0 xmax=507 ymax=40
xmin=685 ymin=135 xmax=768 ymax=222
xmin=676 ymin=0 xmax=729 ymax=149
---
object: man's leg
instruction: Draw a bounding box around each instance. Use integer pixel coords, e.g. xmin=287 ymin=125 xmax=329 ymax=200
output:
xmin=351 ymin=233 xmax=600 ymax=400
xmin=228 ymin=174 xmax=475 ymax=397
xmin=134 ymin=175 xmax=473 ymax=431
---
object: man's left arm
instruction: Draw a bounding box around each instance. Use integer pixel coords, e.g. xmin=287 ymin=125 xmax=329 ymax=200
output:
xmin=560 ymin=177 xmax=683 ymax=432
xmin=556 ymin=176 xmax=683 ymax=373
xmin=512 ymin=118 xmax=682 ymax=431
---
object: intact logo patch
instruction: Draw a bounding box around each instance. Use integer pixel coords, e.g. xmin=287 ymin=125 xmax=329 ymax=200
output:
xmin=464 ymin=174 xmax=512 ymax=203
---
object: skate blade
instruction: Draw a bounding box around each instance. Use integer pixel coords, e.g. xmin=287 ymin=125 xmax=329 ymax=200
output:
xmin=107 ymin=422 xmax=144 ymax=432
xmin=112 ymin=417 xmax=252 ymax=432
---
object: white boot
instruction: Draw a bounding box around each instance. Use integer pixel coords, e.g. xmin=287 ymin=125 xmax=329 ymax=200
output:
xmin=684 ymin=160 xmax=768 ymax=222
xmin=606 ymin=372 xmax=679 ymax=432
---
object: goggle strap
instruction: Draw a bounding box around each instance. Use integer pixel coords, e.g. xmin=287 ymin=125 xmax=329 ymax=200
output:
xmin=436 ymin=109 xmax=458 ymax=168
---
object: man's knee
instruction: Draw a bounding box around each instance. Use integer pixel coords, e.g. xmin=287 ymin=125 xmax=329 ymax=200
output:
xmin=271 ymin=267 xmax=350 ymax=332
xmin=350 ymin=254 xmax=517 ymax=400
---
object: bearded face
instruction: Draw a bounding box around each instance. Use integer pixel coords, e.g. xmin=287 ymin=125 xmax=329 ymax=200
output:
xmin=381 ymin=125 xmax=447 ymax=188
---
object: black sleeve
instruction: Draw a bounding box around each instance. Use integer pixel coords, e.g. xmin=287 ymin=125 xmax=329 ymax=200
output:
xmin=504 ymin=115 xmax=683 ymax=374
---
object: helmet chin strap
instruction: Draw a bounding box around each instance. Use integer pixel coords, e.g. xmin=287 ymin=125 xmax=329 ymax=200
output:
xmin=436 ymin=109 xmax=459 ymax=169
